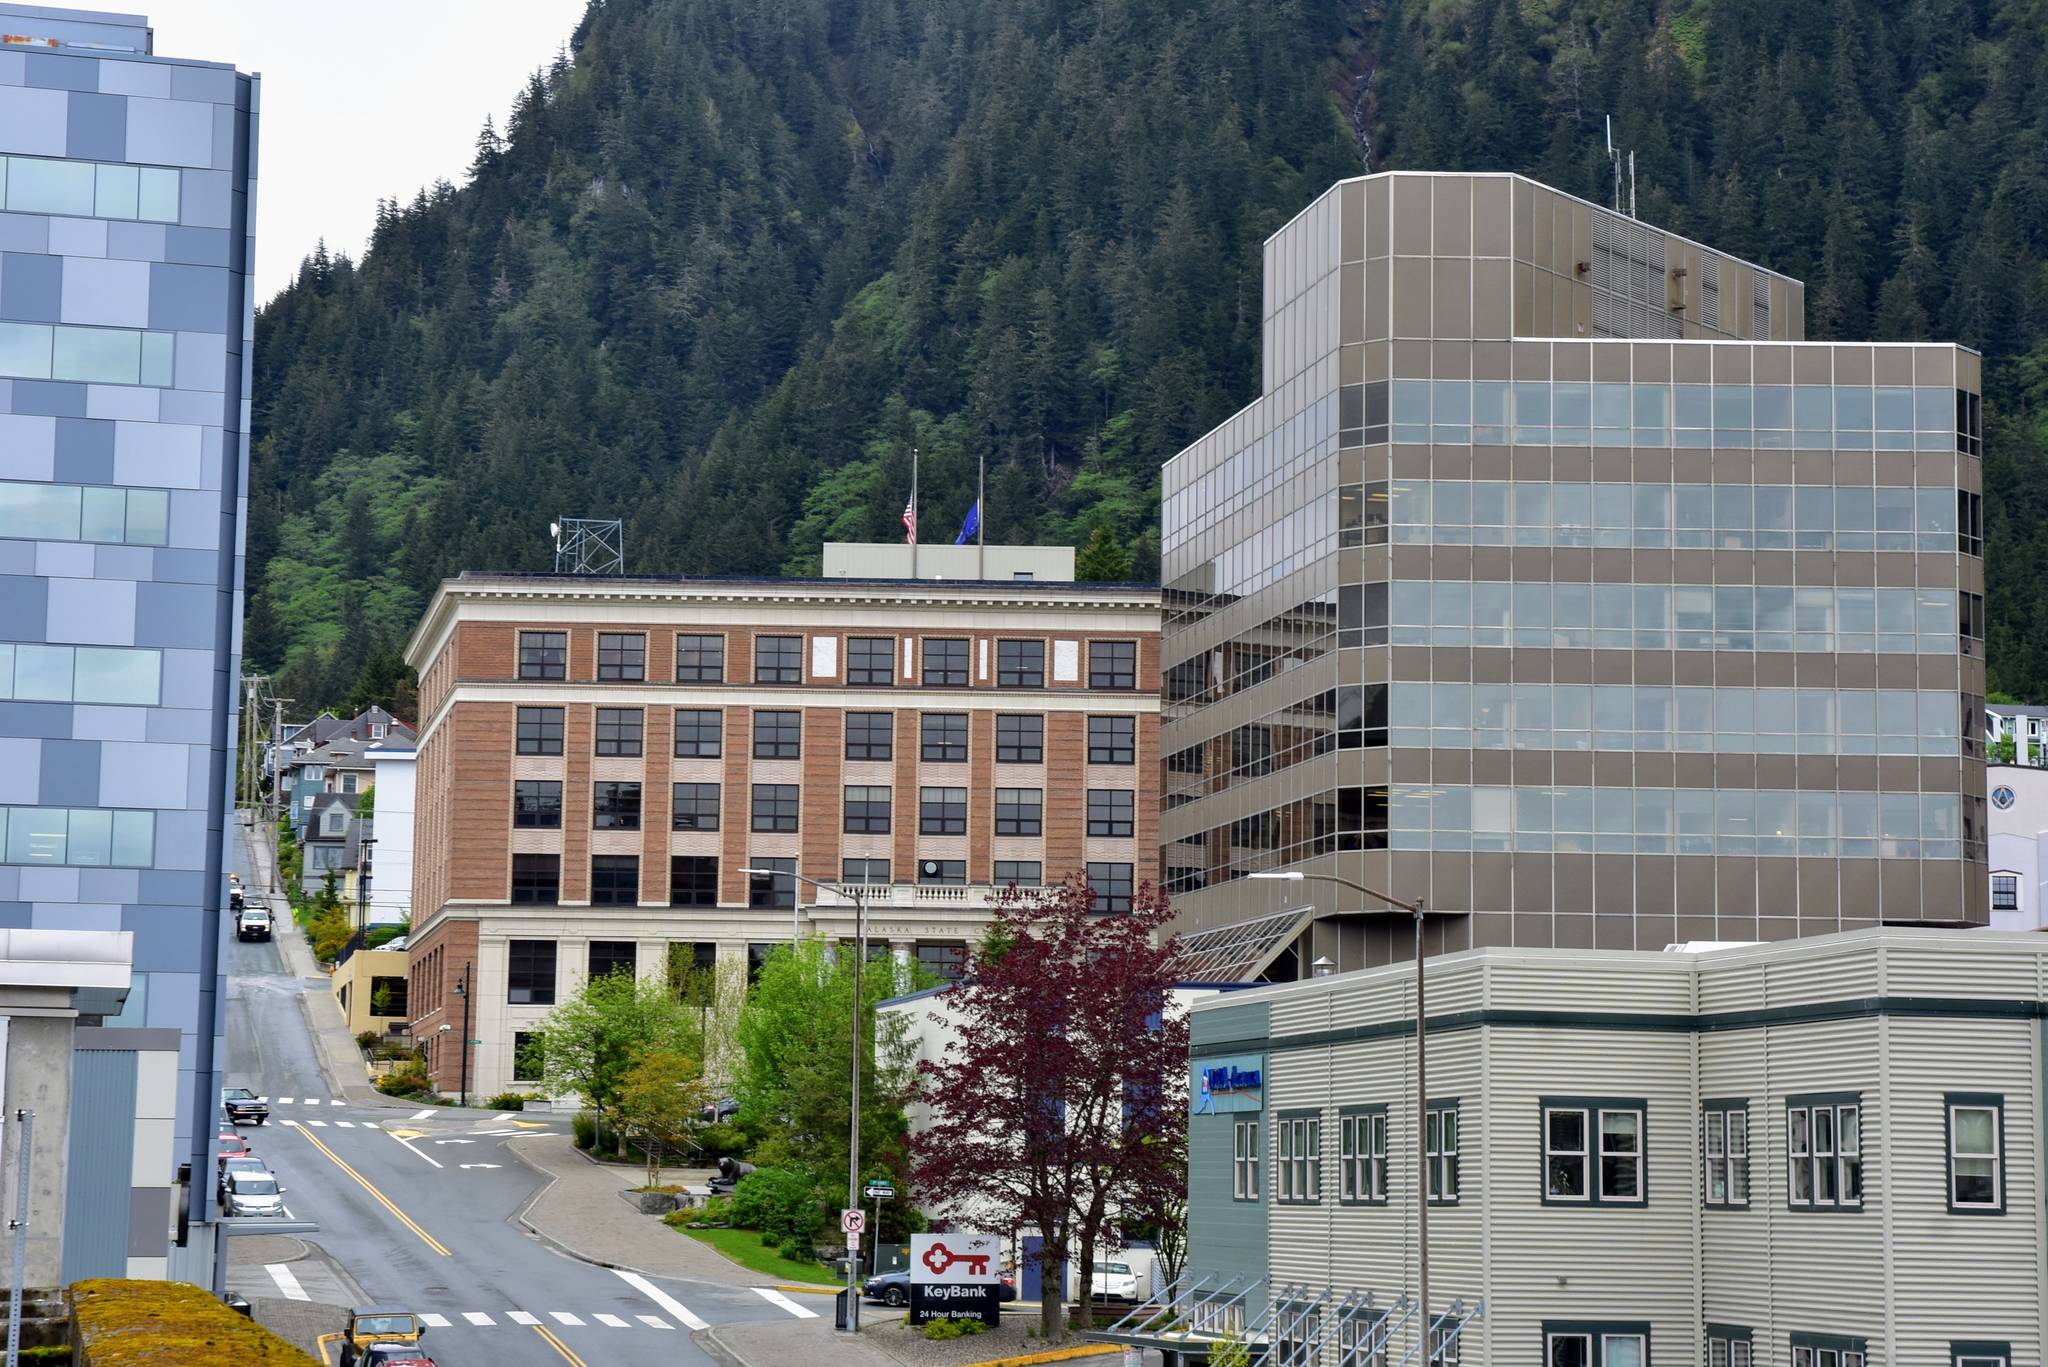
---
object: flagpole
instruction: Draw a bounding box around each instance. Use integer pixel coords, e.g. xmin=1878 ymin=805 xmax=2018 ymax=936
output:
xmin=911 ymin=445 xmax=919 ymax=579
xmin=977 ymin=452 xmax=985 ymax=580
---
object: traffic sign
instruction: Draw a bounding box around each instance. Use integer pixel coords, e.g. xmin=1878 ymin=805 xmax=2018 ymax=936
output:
xmin=864 ymin=1183 xmax=895 ymax=1200
xmin=841 ymin=1208 xmax=866 ymax=1236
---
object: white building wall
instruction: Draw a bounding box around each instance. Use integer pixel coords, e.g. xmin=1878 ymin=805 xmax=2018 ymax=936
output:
xmin=367 ymin=748 xmax=416 ymax=927
xmin=1987 ymin=765 xmax=2048 ymax=931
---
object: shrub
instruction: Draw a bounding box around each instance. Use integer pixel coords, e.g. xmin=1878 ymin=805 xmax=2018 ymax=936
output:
xmin=72 ymin=1277 xmax=317 ymax=1364
xmin=376 ymin=1062 xmax=431 ymax=1097
xmin=572 ymin=1111 xmax=597 ymax=1150
xmin=1208 ymin=1329 xmax=1251 ymax=1367
xmin=484 ymin=1092 xmax=535 ymax=1111
xmin=355 ymin=1030 xmax=380 ymax=1052
xmin=776 ymin=1235 xmax=816 ymax=1264
xmin=724 ymin=1168 xmax=821 ymax=1245
xmin=691 ymin=1120 xmax=749 ymax=1162
xmin=920 ymin=1316 xmax=988 ymax=1341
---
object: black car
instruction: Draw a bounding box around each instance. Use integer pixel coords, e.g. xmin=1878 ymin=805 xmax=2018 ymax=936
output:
xmin=861 ymin=1269 xmax=1016 ymax=1306
xmin=221 ymin=1086 xmax=268 ymax=1125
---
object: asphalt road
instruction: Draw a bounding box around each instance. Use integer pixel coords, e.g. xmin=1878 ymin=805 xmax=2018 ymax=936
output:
xmin=222 ymin=825 xmax=808 ymax=1367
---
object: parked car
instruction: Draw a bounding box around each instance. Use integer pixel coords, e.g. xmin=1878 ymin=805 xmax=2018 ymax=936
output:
xmin=1089 ymin=1261 xmax=1139 ymax=1300
xmin=862 ymin=1269 xmax=1016 ymax=1306
xmin=221 ymin=1170 xmax=286 ymax=1217
xmin=216 ymin=1132 xmax=251 ymax=1173
xmin=235 ymin=906 xmax=273 ymax=942
xmin=222 ymin=1086 xmax=268 ymax=1125
xmin=218 ymin=1156 xmax=269 ymax=1199
xmin=339 ymin=1307 xmax=426 ymax=1367
xmin=360 ymin=1347 xmax=437 ymax=1367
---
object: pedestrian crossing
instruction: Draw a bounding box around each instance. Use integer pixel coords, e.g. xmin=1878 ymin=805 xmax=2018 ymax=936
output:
xmin=258 ymin=1097 xmax=347 ymax=1106
xmin=276 ymin=1118 xmax=380 ymax=1129
xmin=413 ymin=1310 xmax=682 ymax=1330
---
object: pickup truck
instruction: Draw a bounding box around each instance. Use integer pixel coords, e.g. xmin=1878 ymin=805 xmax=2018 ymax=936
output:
xmin=236 ymin=905 xmax=273 ymax=942
xmin=221 ymin=1087 xmax=268 ymax=1126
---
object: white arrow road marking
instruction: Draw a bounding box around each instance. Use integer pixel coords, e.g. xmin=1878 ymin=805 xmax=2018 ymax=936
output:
xmin=754 ymin=1287 xmax=819 ymax=1319
xmin=387 ymin=1130 xmax=442 ymax=1169
xmin=594 ymin=1314 xmax=629 ymax=1328
xmin=614 ymin=1270 xmax=708 ymax=1331
xmin=635 ymin=1315 xmax=672 ymax=1330
xmin=457 ymin=1163 xmax=501 ymax=1170
xmin=549 ymin=1312 xmax=584 ymax=1327
xmin=408 ymin=1109 xmax=435 ymax=1120
xmin=462 ymin=1312 xmax=495 ymax=1326
xmin=418 ymin=1314 xmax=450 ymax=1328
xmin=508 ymin=1312 xmax=539 ymax=1325
xmin=264 ymin=1264 xmax=308 ymax=1301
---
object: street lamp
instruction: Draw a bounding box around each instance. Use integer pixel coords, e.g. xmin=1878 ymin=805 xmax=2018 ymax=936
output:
xmin=355 ymin=836 xmax=376 ymax=931
xmin=1250 ymin=869 xmax=1433 ymax=1358
xmin=740 ymin=866 xmax=869 ymax=1333
xmin=452 ymin=963 xmax=471 ymax=1109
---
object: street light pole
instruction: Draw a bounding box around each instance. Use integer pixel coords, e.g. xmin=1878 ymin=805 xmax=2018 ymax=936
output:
xmin=454 ymin=963 xmax=471 ymax=1109
xmin=1250 ymin=869 xmax=1431 ymax=1357
xmin=741 ymin=866 xmax=867 ymax=1333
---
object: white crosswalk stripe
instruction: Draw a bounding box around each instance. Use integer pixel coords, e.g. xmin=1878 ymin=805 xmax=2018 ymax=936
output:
xmin=329 ymin=1099 xmax=344 ymax=1106
xmin=380 ymin=1306 xmax=690 ymax=1331
xmin=507 ymin=1311 xmax=539 ymax=1325
xmin=305 ymin=1120 xmax=326 ymax=1127
xmin=335 ymin=1121 xmax=355 ymax=1128
xmin=462 ymin=1312 xmax=495 ymax=1326
xmin=549 ymin=1311 xmax=584 ymax=1327
xmin=263 ymin=1264 xmax=308 ymax=1301
xmin=755 ymin=1287 xmax=820 ymax=1319
xmin=418 ymin=1314 xmax=450 ymax=1328
xmin=275 ymin=1097 xmax=293 ymax=1105
xmin=408 ymin=1109 xmax=435 ymax=1120
xmin=636 ymin=1315 xmax=672 ymax=1329
xmin=614 ymin=1270 xmax=708 ymax=1330
xmin=594 ymin=1314 xmax=628 ymax=1327
xmin=279 ymin=1119 xmax=299 ymax=1128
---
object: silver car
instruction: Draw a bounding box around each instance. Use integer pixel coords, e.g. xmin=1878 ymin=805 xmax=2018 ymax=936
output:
xmin=222 ymin=1171 xmax=286 ymax=1217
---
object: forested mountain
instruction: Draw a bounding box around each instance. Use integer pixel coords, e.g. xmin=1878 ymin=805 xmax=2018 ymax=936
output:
xmin=249 ymin=0 xmax=2048 ymax=709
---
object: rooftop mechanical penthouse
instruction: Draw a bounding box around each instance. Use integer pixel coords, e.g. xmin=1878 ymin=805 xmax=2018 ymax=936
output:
xmin=1161 ymin=173 xmax=1985 ymax=967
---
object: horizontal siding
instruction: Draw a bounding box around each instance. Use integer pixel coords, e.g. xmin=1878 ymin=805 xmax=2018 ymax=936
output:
xmin=1480 ymin=958 xmax=1692 ymax=1014
xmin=1881 ymin=943 xmax=2044 ymax=999
xmin=1697 ymin=957 xmax=1767 ymax=1015
xmin=1763 ymin=949 xmax=1881 ymax=1007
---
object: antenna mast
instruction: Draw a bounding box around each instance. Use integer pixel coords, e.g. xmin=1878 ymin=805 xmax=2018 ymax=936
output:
xmin=551 ymin=518 xmax=625 ymax=575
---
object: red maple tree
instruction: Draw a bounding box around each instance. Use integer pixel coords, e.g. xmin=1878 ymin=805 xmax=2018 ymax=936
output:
xmin=910 ymin=877 xmax=1190 ymax=1338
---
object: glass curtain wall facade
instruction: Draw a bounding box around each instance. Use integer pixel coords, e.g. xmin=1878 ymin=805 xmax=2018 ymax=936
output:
xmin=1161 ymin=172 xmax=1986 ymax=965
xmin=0 ymin=4 xmax=259 ymax=1247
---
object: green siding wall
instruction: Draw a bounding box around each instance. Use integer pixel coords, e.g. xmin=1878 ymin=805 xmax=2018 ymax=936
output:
xmin=1188 ymin=1001 xmax=1270 ymax=1317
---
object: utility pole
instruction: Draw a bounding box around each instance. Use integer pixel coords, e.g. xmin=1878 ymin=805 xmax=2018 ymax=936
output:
xmin=7 ymin=1108 xmax=34 ymax=1367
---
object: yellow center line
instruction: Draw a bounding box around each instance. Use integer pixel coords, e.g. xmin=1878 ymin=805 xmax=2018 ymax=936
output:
xmin=532 ymin=1324 xmax=591 ymax=1366
xmin=292 ymin=1123 xmax=451 ymax=1257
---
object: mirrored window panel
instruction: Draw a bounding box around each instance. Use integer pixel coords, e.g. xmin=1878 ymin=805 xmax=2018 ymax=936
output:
xmin=0 ymin=154 xmax=180 ymax=221
xmin=0 ymin=643 xmax=162 ymax=705
xmin=0 ymin=481 xmax=171 ymax=547
xmin=0 ymin=807 xmax=156 ymax=867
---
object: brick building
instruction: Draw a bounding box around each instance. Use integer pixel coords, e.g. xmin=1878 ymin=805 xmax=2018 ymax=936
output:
xmin=403 ymin=546 xmax=1160 ymax=1098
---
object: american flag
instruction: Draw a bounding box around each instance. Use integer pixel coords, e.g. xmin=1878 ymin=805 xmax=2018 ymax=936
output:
xmin=902 ymin=500 xmax=917 ymax=545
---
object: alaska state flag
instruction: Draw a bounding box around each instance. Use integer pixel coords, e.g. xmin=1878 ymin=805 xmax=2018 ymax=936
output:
xmin=954 ymin=500 xmax=981 ymax=545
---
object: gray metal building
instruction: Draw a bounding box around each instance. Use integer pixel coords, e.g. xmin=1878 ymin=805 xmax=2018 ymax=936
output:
xmin=1161 ymin=173 xmax=1987 ymax=965
xmin=0 ymin=1 xmax=258 ymax=1265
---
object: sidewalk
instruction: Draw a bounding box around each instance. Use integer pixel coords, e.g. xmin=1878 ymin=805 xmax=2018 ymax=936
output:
xmin=699 ymin=1318 xmax=898 ymax=1367
xmin=226 ymin=1232 xmax=362 ymax=1357
xmin=509 ymin=1131 xmax=815 ymax=1286
xmin=696 ymin=1316 xmax=1135 ymax=1367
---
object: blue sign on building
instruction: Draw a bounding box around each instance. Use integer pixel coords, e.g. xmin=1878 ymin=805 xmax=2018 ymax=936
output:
xmin=1190 ymin=1054 xmax=1264 ymax=1114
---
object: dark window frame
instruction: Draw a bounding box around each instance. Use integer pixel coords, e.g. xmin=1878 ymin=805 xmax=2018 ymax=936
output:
xmin=673 ymin=709 xmax=723 ymax=758
xmin=507 ymin=939 xmax=557 ymax=1005
xmin=1785 ymin=1093 xmax=1863 ymax=1212
xmin=997 ymin=638 xmax=1045 ymax=688
xmin=923 ymin=637 xmax=970 ymax=687
xmin=920 ymin=786 xmax=967 ymax=835
xmin=750 ymin=783 xmax=800 ymax=833
xmin=1338 ymin=1104 xmax=1389 ymax=1206
xmin=596 ymin=631 xmax=646 ymax=681
xmin=1426 ymin=1098 xmax=1461 ymax=1205
xmin=594 ymin=707 xmax=644 ymax=757
xmin=755 ymin=635 xmax=803 ymax=684
xmin=1087 ymin=788 xmax=1136 ymax=837
xmin=1541 ymin=1322 xmax=1653 ymax=1367
xmin=510 ymin=854 xmax=559 ymax=905
xmin=589 ymin=854 xmax=639 ymax=906
xmin=668 ymin=855 xmax=718 ymax=907
xmin=591 ymin=781 xmax=642 ymax=831
xmin=995 ymin=788 xmax=1042 ymax=836
xmin=1089 ymin=639 xmax=1138 ymax=690
xmin=847 ymin=636 xmax=896 ymax=686
xmin=675 ymin=633 xmax=725 ymax=682
xmin=748 ymin=858 xmax=795 ymax=909
xmin=992 ymin=860 xmax=1042 ymax=886
xmin=512 ymin=779 xmax=562 ymax=829
xmin=753 ymin=710 xmax=802 ymax=759
xmin=517 ymin=630 xmax=567 ymax=681
xmin=841 ymin=857 xmax=891 ymax=885
xmin=1945 ymin=1092 xmax=2006 ymax=1215
xmin=671 ymin=782 xmax=720 ymax=832
xmin=845 ymin=712 xmax=894 ymax=761
xmin=996 ymin=713 xmax=1044 ymax=763
xmin=1702 ymin=1099 xmax=1750 ymax=1210
xmin=1539 ymin=1096 xmax=1647 ymax=1207
xmin=1790 ymin=1331 xmax=1867 ymax=1367
xmin=1274 ymin=1108 xmax=1323 ymax=1205
xmin=1086 ymin=861 xmax=1134 ymax=914
xmin=588 ymin=940 xmax=637 ymax=980
xmin=843 ymin=785 xmax=892 ymax=834
xmin=1088 ymin=714 xmax=1136 ymax=764
xmin=515 ymin=706 xmax=564 ymax=756
xmin=921 ymin=712 xmax=969 ymax=763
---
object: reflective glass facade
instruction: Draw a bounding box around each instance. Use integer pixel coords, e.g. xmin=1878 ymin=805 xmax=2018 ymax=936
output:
xmin=1161 ymin=172 xmax=1986 ymax=964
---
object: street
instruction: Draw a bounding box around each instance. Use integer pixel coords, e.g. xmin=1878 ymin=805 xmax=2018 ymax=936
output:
xmin=222 ymin=821 xmax=819 ymax=1366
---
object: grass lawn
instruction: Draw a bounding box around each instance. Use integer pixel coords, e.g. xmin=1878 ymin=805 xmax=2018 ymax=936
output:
xmin=674 ymin=1224 xmax=841 ymax=1285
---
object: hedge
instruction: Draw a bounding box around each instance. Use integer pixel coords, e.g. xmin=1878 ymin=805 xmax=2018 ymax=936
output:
xmin=71 ymin=1279 xmax=319 ymax=1366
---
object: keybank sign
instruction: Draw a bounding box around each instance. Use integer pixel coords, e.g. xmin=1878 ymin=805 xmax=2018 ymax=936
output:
xmin=1190 ymin=1053 xmax=1263 ymax=1114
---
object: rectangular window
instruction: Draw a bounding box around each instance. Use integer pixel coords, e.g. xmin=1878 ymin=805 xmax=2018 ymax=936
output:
xmin=0 ymin=480 xmax=170 ymax=547
xmin=592 ymin=781 xmax=642 ymax=830
xmin=921 ymin=713 xmax=969 ymax=762
xmin=518 ymin=631 xmax=567 ymax=680
xmin=510 ymin=854 xmax=559 ymax=904
xmin=845 ymin=712 xmax=894 ymax=761
xmin=1952 ymin=1344 xmax=2011 ymax=1367
xmin=916 ymin=941 xmax=969 ymax=981
xmin=842 ymin=857 xmax=890 ymax=885
xmin=1706 ymin=1328 xmax=1752 ymax=1367
xmin=996 ymin=714 xmax=1044 ymax=763
xmin=511 ymin=1031 xmax=545 ymax=1083
xmin=993 ymin=860 xmax=1042 ymax=886
xmin=1341 ymin=1312 xmax=1390 ymax=1367
xmin=671 ymin=783 xmax=720 ymax=831
xmin=0 ymin=806 xmax=154 ymax=868
xmin=1427 ymin=1101 xmax=1460 ymax=1204
xmin=0 ymin=154 xmax=180 ymax=222
xmin=847 ymin=637 xmax=895 ymax=686
xmin=0 ymin=321 xmax=174 ymax=386
xmin=1090 ymin=639 xmax=1138 ymax=689
xmin=1087 ymin=789 xmax=1135 ymax=837
xmin=1791 ymin=1332 xmax=1867 ymax=1367
xmin=753 ymin=710 xmax=801 ymax=759
xmin=588 ymin=940 xmax=637 ymax=980
xmin=998 ymin=639 xmax=1045 ymax=688
xmin=508 ymin=940 xmax=557 ymax=1004
xmin=748 ymin=858 xmax=796 ymax=909
xmin=594 ymin=707 xmax=644 ymax=757
xmin=1991 ymin=874 xmax=2019 ymax=911
xmin=1787 ymin=1095 xmax=1862 ymax=1210
xmin=1541 ymin=1099 xmax=1645 ymax=1205
xmin=513 ymin=780 xmax=563 ymax=829
xmin=669 ymin=856 xmax=718 ymax=907
xmin=995 ymin=788 xmax=1042 ymax=836
xmin=1086 ymin=862 xmax=1134 ymax=914
xmin=1339 ymin=1107 xmax=1388 ymax=1204
xmin=1947 ymin=1094 xmax=2004 ymax=1213
xmin=918 ymin=860 xmax=967 ymax=885
xmin=596 ymin=632 xmax=646 ymax=681
xmin=1088 ymin=715 xmax=1136 ymax=764
xmin=1276 ymin=1112 xmax=1321 ymax=1202
xmin=590 ymin=855 xmax=639 ymax=905
xmin=1233 ymin=1119 xmax=1260 ymax=1201
xmin=843 ymin=785 xmax=892 ymax=834
xmin=751 ymin=783 xmax=800 ymax=833
xmin=676 ymin=634 xmax=725 ymax=682
xmin=1703 ymin=1102 xmax=1750 ymax=1208
xmin=923 ymin=638 xmax=970 ymax=686
xmin=920 ymin=787 xmax=967 ymax=835
xmin=674 ymin=709 xmax=723 ymax=758
xmin=755 ymin=635 xmax=803 ymax=684
xmin=1544 ymin=1326 xmax=1650 ymax=1367
xmin=515 ymin=706 xmax=564 ymax=755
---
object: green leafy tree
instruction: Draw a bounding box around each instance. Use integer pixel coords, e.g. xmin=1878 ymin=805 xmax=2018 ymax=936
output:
xmin=534 ymin=971 xmax=702 ymax=1156
xmin=616 ymin=1048 xmax=709 ymax=1186
xmin=1075 ymin=524 xmax=1132 ymax=581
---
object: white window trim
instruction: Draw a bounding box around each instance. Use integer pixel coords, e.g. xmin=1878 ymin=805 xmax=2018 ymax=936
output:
xmin=1948 ymin=1099 xmax=2004 ymax=1211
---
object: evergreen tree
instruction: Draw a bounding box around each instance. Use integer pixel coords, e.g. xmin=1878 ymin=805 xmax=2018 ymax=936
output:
xmin=1076 ymin=525 xmax=1132 ymax=582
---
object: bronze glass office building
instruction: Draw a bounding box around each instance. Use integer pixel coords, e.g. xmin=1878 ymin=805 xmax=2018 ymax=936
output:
xmin=1160 ymin=172 xmax=1987 ymax=967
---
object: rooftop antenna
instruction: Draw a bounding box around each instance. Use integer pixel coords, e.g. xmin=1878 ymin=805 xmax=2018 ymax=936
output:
xmin=1605 ymin=115 xmax=1638 ymax=220
xmin=551 ymin=517 xmax=625 ymax=575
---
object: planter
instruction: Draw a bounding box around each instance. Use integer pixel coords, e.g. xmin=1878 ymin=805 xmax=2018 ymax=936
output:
xmin=625 ymin=1190 xmax=681 ymax=1215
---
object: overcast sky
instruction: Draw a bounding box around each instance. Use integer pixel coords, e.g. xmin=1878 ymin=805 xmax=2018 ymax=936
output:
xmin=141 ymin=1 xmax=587 ymax=303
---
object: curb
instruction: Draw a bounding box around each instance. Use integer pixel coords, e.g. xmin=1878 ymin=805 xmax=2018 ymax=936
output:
xmin=964 ymin=1348 xmax=1121 ymax=1367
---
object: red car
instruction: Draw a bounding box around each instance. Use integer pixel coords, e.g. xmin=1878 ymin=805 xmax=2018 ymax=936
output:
xmin=360 ymin=1346 xmax=437 ymax=1367
xmin=216 ymin=1132 xmax=250 ymax=1173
